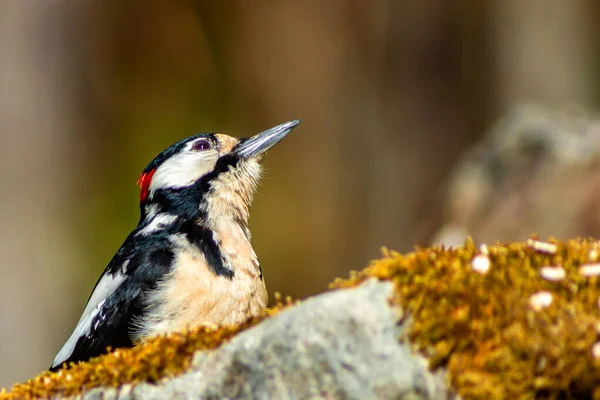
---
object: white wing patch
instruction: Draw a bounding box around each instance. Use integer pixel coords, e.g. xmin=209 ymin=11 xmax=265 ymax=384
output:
xmin=51 ymin=271 xmax=127 ymax=368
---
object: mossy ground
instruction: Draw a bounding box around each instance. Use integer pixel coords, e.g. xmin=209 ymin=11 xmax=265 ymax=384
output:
xmin=333 ymin=237 xmax=600 ymax=399
xmin=1 ymin=300 xmax=292 ymax=399
xmin=5 ymin=238 xmax=600 ymax=399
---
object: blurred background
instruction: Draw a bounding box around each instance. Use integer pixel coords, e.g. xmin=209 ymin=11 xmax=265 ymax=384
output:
xmin=2 ymin=0 xmax=600 ymax=388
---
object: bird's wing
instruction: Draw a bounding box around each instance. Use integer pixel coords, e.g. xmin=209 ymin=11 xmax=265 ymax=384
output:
xmin=50 ymin=232 xmax=175 ymax=371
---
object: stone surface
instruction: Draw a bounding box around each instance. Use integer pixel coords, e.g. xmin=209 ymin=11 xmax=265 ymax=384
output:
xmin=432 ymin=105 xmax=600 ymax=246
xmin=75 ymin=280 xmax=455 ymax=400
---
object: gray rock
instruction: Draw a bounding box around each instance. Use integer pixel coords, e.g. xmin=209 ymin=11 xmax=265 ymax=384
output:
xmin=75 ymin=280 xmax=455 ymax=400
xmin=432 ymin=105 xmax=600 ymax=246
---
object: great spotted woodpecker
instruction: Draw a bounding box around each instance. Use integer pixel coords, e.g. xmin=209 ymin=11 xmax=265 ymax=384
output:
xmin=50 ymin=120 xmax=300 ymax=371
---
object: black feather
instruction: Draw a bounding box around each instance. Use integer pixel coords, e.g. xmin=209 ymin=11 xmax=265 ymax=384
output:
xmin=49 ymin=231 xmax=175 ymax=371
xmin=179 ymin=220 xmax=233 ymax=279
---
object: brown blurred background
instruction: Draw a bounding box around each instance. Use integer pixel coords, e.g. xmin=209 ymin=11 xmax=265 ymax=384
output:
xmin=2 ymin=0 xmax=600 ymax=388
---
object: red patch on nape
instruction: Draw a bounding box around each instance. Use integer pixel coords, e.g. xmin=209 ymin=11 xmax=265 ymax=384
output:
xmin=136 ymin=169 xmax=156 ymax=202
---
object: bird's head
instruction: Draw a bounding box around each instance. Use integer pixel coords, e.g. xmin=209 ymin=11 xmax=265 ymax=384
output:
xmin=136 ymin=120 xmax=300 ymax=223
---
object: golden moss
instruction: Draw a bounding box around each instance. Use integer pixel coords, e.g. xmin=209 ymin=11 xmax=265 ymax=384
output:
xmin=6 ymin=239 xmax=600 ymax=399
xmin=1 ymin=296 xmax=294 ymax=400
xmin=332 ymin=238 xmax=600 ymax=399
xmin=1 ymin=321 xmax=259 ymax=400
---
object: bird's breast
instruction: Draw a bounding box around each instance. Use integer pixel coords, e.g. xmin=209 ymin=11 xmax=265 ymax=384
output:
xmin=133 ymin=223 xmax=267 ymax=341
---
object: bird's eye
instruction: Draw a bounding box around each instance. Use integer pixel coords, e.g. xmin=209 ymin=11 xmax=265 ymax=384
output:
xmin=191 ymin=139 xmax=212 ymax=152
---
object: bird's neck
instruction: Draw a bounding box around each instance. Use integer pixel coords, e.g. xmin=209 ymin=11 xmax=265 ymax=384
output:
xmin=199 ymin=184 xmax=258 ymax=278
xmin=211 ymin=217 xmax=260 ymax=279
xmin=202 ymin=193 xmax=252 ymax=240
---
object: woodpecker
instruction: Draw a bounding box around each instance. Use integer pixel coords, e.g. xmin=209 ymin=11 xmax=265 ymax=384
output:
xmin=50 ymin=120 xmax=300 ymax=371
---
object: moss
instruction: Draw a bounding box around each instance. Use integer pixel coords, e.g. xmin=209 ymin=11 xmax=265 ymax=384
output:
xmin=5 ymin=239 xmax=600 ymax=399
xmin=332 ymin=238 xmax=600 ymax=399
xmin=2 ymin=323 xmax=260 ymax=399
xmin=2 ymin=296 xmax=294 ymax=400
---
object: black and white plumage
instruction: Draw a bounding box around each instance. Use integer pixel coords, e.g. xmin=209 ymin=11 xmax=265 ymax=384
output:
xmin=50 ymin=120 xmax=300 ymax=371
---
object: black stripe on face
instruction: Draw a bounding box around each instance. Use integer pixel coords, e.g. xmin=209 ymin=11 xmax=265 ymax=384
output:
xmin=142 ymin=153 xmax=241 ymax=279
xmin=149 ymin=153 xmax=240 ymax=221
xmin=201 ymin=153 xmax=241 ymax=187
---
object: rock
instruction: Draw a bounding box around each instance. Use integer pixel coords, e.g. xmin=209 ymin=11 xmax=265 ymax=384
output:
xmin=432 ymin=105 xmax=600 ymax=246
xmin=76 ymin=280 xmax=455 ymax=400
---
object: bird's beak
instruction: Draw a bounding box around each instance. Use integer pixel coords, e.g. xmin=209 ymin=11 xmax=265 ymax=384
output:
xmin=235 ymin=119 xmax=300 ymax=159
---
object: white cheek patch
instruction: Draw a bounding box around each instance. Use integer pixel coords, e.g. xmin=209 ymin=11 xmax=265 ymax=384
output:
xmin=149 ymin=150 xmax=218 ymax=197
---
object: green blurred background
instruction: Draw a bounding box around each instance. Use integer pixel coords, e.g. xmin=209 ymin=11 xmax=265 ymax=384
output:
xmin=1 ymin=0 xmax=600 ymax=388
